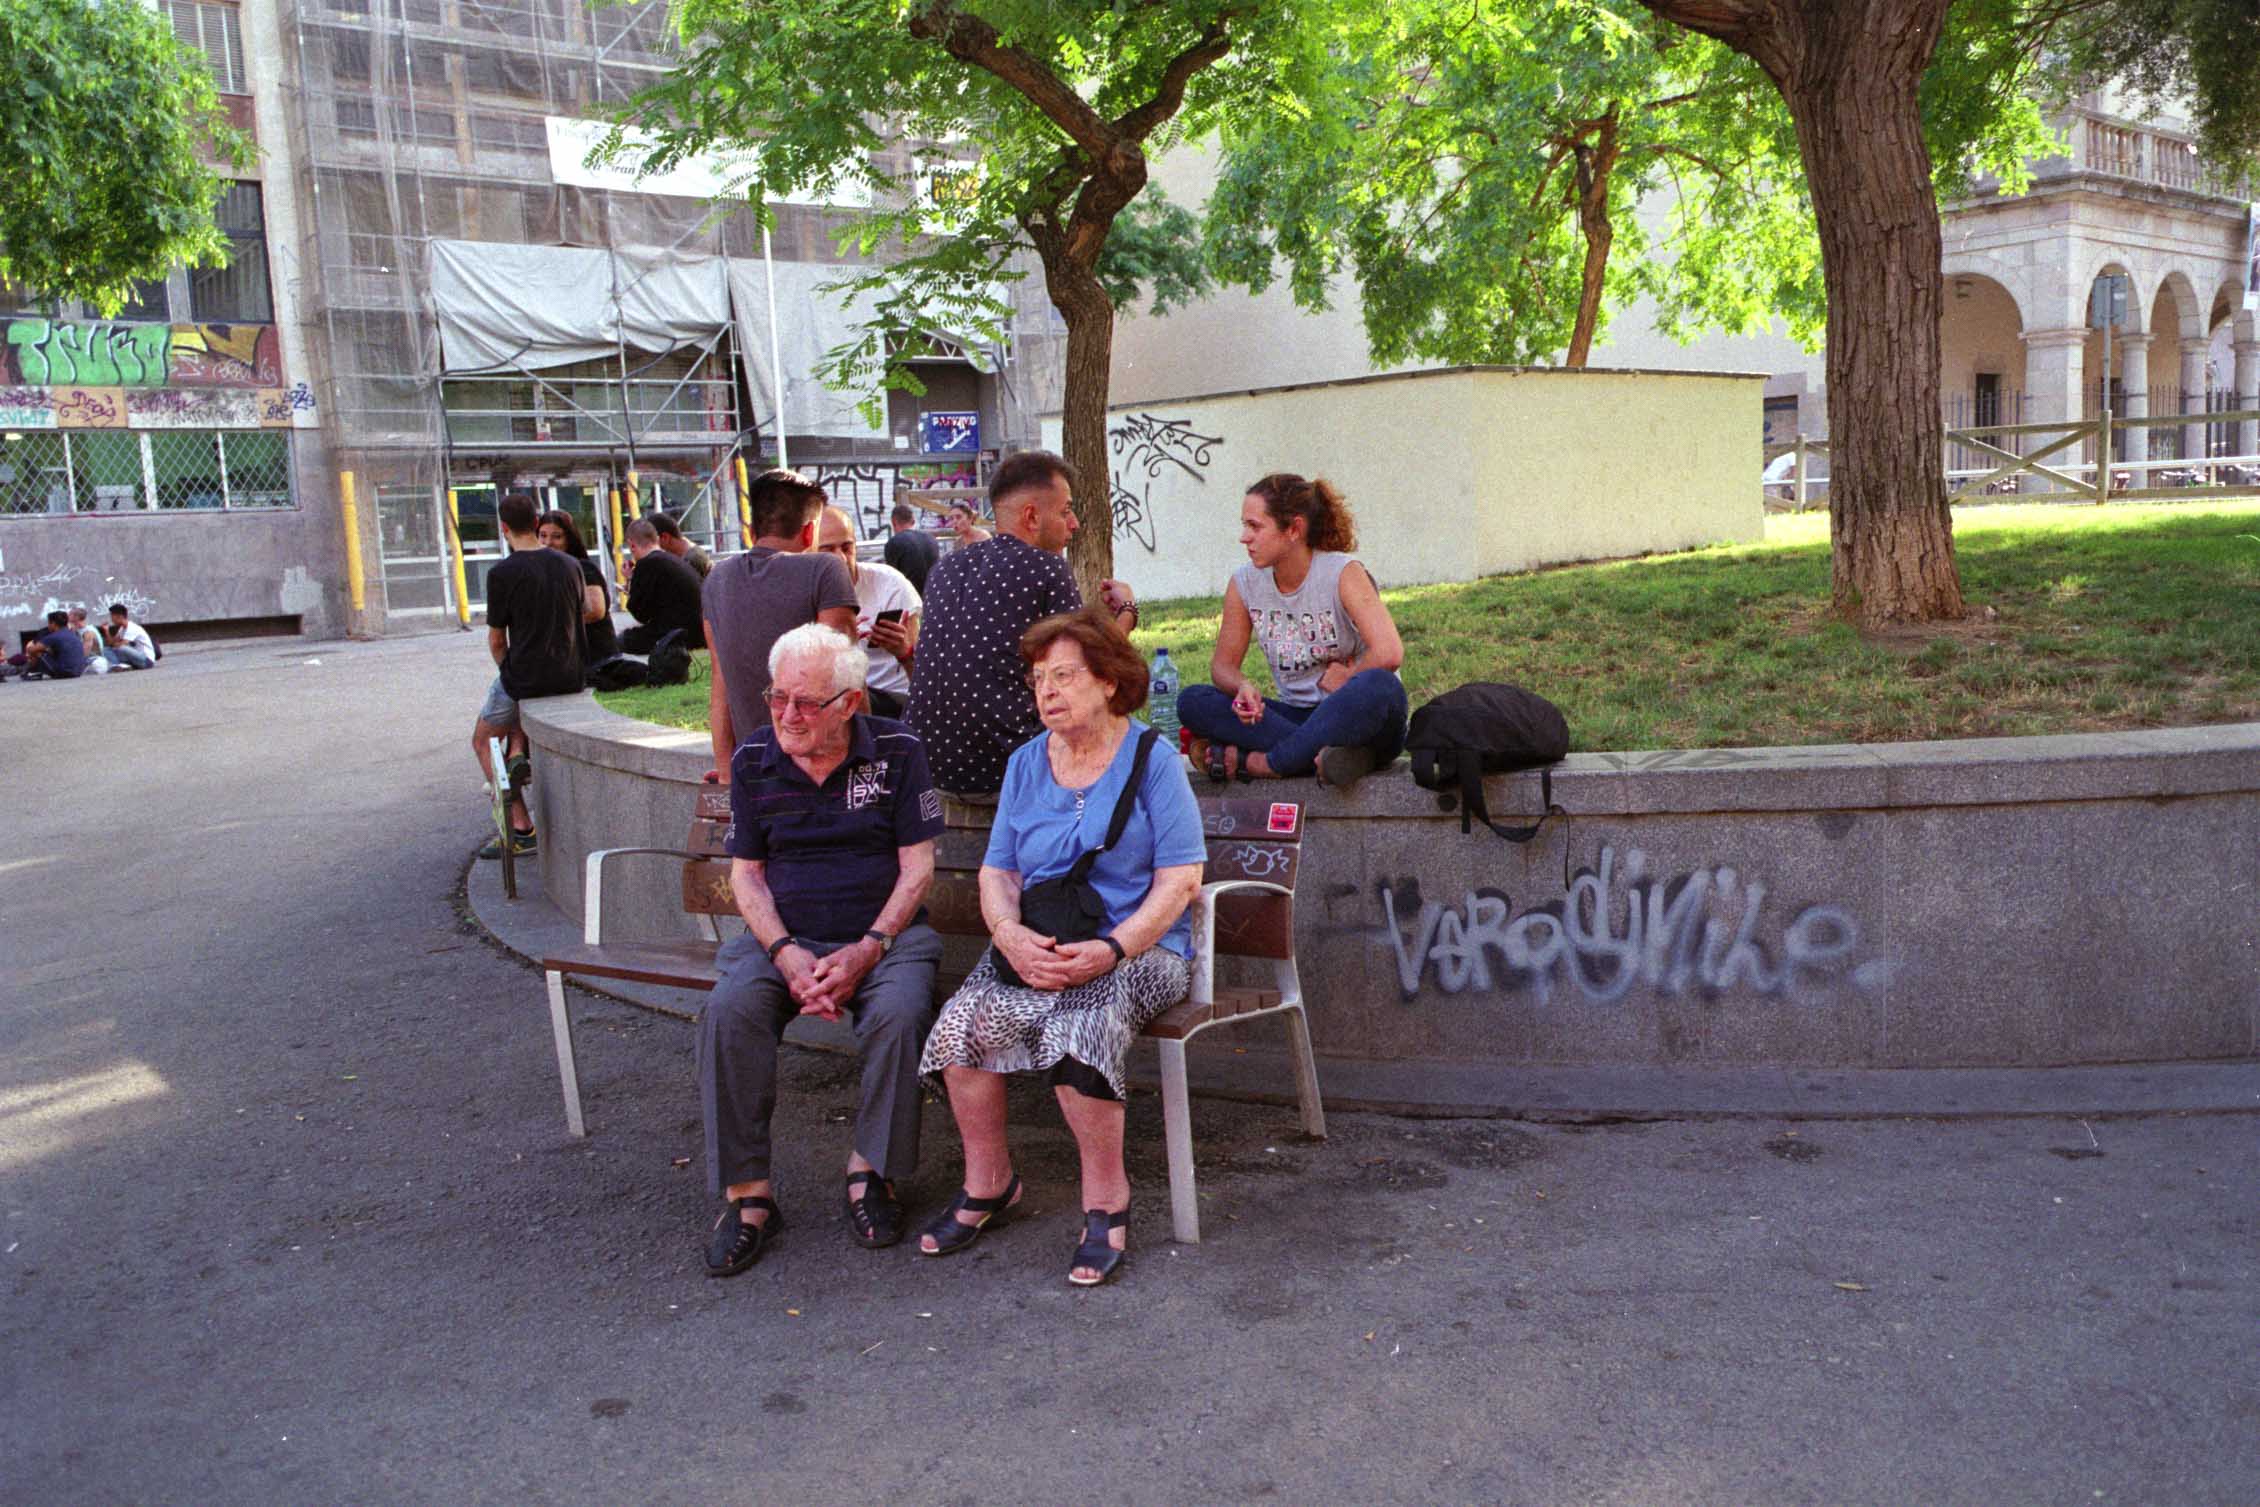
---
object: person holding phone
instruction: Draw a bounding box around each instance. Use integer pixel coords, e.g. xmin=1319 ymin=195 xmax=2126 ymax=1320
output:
xmin=816 ymin=505 xmax=921 ymax=719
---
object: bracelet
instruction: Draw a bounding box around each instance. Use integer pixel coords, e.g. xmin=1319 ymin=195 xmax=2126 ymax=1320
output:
xmin=765 ymin=933 xmax=796 ymax=962
xmin=1100 ymin=934 xmax=1127 ymax=963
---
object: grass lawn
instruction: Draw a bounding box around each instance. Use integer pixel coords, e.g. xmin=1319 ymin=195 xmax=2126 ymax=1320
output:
xmin=597 ymin=501 xmax=2260 ymax=750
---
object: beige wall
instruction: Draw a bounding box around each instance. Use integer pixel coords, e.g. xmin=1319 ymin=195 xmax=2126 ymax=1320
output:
xmin=1047 ymin=366 xmax=1763 ymax=602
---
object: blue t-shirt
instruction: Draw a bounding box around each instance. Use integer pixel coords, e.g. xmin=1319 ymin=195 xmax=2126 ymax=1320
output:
xmin=36 ymin=627 xmax=87 ymax=677
xmin=985 ymin=721 xmax=1209 ymax=959
xmin=727 ymin=714 xmax=947 ymax=942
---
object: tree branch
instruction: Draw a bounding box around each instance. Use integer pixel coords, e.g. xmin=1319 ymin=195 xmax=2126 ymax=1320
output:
xmin=1115 ymin=14 xmax=1238 ymax=142
xmin=906 ymin=2 xmax=1119 ymax=165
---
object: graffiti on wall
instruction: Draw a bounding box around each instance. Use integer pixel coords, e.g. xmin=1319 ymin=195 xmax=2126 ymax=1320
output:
xmin=3 ymin=320 xmax=282 ymax=389
xmin=0 ymin=562 xmax=157 ymax=623
xmin=1108 ymin=413 xmax=1222 ymax=553
xmin=1366 ymin=844 xmax=1894 ymax=1005
xmin=125 ymin=388 xmax=269 ymax=430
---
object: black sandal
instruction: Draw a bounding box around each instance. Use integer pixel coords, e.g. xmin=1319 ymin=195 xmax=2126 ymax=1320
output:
xmin=1201 ymin=741 xmax=1252 ymax=785
xmin=1068 ymin=1206 xmax=1129 ymax=1287
xmin=705 ymin=1196 xmax=784 ymax=1277
xmin=844 ymin=1169 xmax=902 ymax=1249
xmin=918 ymin=1175 xmax=1021 ymax=1256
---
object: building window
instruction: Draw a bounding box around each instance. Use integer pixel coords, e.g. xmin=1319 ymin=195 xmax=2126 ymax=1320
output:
xmin=0 ymin=430 xmax=294 ymax=516
xmin=189 ymin=182 xmax=273 ymax=323
xmin=169 ymin=0 xmax=247 ymax=94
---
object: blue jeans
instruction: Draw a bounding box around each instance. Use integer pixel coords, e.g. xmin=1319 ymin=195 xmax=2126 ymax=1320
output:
xmin=1177 ymin=670 xmax=1407 ymax=777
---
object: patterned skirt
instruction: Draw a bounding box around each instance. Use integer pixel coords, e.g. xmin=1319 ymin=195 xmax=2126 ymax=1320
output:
xmin=919 ymin=948 xmax=1191 ymax=1101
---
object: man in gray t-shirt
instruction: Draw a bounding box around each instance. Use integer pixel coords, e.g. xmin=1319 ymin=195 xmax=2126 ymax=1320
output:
xmin=701 ymin=468 xmax=858 ymax=782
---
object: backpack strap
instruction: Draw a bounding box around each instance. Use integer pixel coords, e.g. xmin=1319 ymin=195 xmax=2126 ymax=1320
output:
xmin=1458 ymin=754 xmax=1564 ymax=845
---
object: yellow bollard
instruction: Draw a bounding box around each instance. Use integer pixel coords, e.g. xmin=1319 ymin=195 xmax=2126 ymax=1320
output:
xmin=625 ymin=469 xmax=642 ymax=520
xmin=338 ymin=471 xmax=367 ymax=621
xmin=734 ymin=456 xmax=753 ymax=548
xmin=609 ymin=481 xmax=628 ymax=584
xmin=444 ymin=488 xmax=473 ymax=628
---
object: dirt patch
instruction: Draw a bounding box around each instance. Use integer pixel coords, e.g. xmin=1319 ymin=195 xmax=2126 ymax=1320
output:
xmin=1764 ymin=1134 xmax=1824 ymax=1163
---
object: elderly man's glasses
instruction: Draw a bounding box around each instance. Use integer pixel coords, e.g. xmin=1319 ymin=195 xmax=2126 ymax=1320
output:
xmin=764 ymin=686 xmax=854 ymax=717
xmin=1025 ymin=664 xmax=1090 ymax=691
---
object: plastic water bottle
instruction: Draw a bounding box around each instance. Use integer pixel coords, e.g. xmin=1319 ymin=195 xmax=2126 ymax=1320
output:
xmin=1148 ymin=648 xmax=1180 ymax=743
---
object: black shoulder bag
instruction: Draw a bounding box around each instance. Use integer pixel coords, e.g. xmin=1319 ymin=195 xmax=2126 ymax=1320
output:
xmin=1405 ymin=681 xmax=1569 ymax=844
xmin=989 ymin=726 xmax=1159 ymax=989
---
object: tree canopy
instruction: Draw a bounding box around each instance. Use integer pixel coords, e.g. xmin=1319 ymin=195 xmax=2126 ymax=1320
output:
xmin=0 ymin=0 xmax=253 ymax=314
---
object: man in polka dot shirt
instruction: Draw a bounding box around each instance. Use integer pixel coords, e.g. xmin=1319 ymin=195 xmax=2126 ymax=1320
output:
xmin=906 ymin=450 xmax=1138 ymax=794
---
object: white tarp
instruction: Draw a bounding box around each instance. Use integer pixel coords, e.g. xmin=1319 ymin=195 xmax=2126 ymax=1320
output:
xmin=728 ymin=257 xmax=889 ymax=440
xmin=430 ymin=240 xmax=731 ymax=373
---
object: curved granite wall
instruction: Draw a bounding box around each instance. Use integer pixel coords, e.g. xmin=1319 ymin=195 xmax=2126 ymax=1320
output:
xmin=523 ymin=695 xmax=2260 ymax=1081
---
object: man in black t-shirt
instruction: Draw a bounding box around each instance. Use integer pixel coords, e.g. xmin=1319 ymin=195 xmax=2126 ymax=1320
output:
xmin=620 ymin=518 xmax=707 ymax=654
xmin=882 ymin=501 xmax=940 ymax=594
xmin=476 ymin=492 xmax=586 ymax=858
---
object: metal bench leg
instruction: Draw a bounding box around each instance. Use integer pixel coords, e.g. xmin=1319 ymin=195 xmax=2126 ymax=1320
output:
xmin=1283 ymin=1004 xmax=1326 ymax=1140
xmin=546 ymin=969 xmax=586 ymax=1138
xmin=1157 ymin=1036 xmax=1199 ymax=1244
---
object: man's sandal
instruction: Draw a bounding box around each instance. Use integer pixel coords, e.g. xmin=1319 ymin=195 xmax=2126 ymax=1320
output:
xmin=1068 ymin=1206 xmax=1130 ymax=1287
xmin=844 ymin=1169 xmax=902 ymax=1249
xmin=918 ymin=1175 xmax=1021 ymax=1256
xmin=705 ymin=1196 xmax=784 ymax=1277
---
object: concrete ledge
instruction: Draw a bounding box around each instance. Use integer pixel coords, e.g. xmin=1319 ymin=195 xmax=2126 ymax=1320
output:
xmin=518 ymin=694 xmax=2260 ymax=1100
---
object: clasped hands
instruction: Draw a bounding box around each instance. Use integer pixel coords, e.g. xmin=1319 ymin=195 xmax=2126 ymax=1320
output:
xmin=992 ymin=919 xmax=1117 ymax=991
xmin=775 ymin=937 xmax=882 ymax=1020
xmin=1231 ymin=660 xmax=1352 ymax=725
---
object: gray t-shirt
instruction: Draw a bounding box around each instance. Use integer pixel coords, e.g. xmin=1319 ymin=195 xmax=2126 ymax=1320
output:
xmin=701 ymin=545 xmax=857 ymax=742
xmin=1232 ymin=550 xmax=1376 ymax=707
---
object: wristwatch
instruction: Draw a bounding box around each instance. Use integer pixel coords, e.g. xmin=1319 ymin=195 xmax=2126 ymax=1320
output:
xmin=863 ymin=928 xmax=895 ymax=954
xmin=1100 ymin=935 xmax=1127 ymax=963
xmin=765 ymin=934 xmax=796 ymax=962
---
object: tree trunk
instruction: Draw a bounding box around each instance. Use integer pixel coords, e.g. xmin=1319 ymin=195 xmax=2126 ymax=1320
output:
xmin=1040 ymin=245 xmax=1119 ymax=598
xmin=1565 ymin=110 xmax=1621 ymax=369
xmin=1786 ymin=8 xmax=1964 ymax=624
xmin=1628 ymin=0 xmax=1965 ymax=627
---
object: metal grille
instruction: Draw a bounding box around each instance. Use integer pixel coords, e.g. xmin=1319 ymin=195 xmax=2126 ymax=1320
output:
xmin=219 ymin=431 xmax=294 ymax=508
xmin=0 ymin=433 xmax=73 ymax=516
xmin=148 ymin=431 xmax=227 ymax=510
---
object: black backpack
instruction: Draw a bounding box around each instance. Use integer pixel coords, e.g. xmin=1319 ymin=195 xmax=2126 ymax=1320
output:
xmin=587 ymin=654 xmax=648 ymax=692
xmin=644 ymin=628 xmax=693 ymax=687
xmin=1405 ymin=682 xmax=1569 ymax=842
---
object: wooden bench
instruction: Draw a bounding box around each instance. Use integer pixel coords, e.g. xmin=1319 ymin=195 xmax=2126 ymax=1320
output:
xmin=539 ymin=789 xmax=1324 ymax=1244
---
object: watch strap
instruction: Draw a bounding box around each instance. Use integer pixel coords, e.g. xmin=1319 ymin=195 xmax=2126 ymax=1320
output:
xmin=765 ymin=934 xmax=795 ymax=962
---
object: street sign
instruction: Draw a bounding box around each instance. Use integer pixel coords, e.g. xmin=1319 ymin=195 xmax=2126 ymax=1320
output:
xmin=2089 ymin=274 xmax=2129 ymax=329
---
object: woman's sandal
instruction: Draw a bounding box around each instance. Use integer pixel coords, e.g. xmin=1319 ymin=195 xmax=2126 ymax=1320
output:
xmin=1068 ymin=1206 xmax=1130 ymax=1287
xmin=1201 ymin=740 xmax=1253 ymax=785
xmin=918 ymin=1175 xmax=1022 ymax=1256
xmin=705 ymin=1196 xmax=784 ymax=1278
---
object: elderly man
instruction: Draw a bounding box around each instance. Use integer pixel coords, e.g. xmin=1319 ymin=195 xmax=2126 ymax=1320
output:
xmin=816 ymin=505 xmax=920 ymax=719
xmin=699 ymin=623 xmax=946 ymax=1275
xmin=906 ymin=450 xmax=1138 ymax=794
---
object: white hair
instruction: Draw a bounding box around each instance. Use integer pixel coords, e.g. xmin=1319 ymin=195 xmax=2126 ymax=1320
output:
xmin=768 ymin=622 xmax=868 ymax=693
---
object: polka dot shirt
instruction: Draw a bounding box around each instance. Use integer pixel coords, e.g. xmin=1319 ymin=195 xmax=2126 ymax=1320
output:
xmin=906 ymin=533 xmax=1083 ymax=795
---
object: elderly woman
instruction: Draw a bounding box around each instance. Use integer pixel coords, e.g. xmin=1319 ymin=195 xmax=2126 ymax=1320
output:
xmin=917 ymin=607 xmax=1207 ymax=1285
xmin=698 ymin=623 xmax=946 ymax=1275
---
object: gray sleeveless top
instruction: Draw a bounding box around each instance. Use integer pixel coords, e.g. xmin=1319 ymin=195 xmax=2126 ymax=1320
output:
xmin=1233 ymin=550 xmax=1379 ymax=707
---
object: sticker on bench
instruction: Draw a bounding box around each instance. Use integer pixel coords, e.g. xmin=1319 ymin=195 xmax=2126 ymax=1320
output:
xmin=1267 ymin=802 xmax=1299 ymax=834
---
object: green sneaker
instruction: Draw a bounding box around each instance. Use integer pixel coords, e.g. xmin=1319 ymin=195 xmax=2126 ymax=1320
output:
xmin=478 ymin=828 xmax=538 ymax=860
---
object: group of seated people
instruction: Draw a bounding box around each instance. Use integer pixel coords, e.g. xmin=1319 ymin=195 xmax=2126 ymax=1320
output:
xmin=476 ymin=450 xmax=1406 ymax=1286
xmin=2 ymin=603 xmax=160 ymax=682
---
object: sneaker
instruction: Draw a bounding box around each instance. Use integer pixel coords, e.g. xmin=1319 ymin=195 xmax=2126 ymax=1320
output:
xmin=478 ymin=828 xmax=538 ymax=860
xmin=1316 ymin=745 xmax=1380 ymax=788
xmin=504 ymin=752 xmax=533 ymax=793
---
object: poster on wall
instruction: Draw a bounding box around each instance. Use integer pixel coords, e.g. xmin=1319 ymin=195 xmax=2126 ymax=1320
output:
xmin=919 ymin=411 xmax=979 ymax=454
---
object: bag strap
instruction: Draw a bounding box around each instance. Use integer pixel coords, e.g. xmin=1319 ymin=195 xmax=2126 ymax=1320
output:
xmin=1067 ymin=727 xmax=1160 ymax=881
xmin=1458 ymin=754 xmax=1564 ymax=847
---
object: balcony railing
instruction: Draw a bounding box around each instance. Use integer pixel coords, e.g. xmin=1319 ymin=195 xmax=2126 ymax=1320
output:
xmin=2063 ymin=108 xmax=2248 ymax=199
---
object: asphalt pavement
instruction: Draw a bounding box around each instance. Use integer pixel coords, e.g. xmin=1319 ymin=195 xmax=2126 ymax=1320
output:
xmin=2 ymin=631 xmax=2255 ymax=1505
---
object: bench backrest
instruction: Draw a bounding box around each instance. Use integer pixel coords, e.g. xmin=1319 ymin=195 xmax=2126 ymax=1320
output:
xmin=682 ymin=787 xmax=736 ymax=917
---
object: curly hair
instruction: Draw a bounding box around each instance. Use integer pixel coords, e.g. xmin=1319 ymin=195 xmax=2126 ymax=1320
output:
xmin=1020 ymin=606 xmax=1150 ymax=715
xmin=1246 ymin=472 xmax=1356 ymax=553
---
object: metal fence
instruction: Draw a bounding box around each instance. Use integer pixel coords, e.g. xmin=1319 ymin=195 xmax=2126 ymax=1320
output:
xmin=0 ymin=430 xmax=295 ymax=515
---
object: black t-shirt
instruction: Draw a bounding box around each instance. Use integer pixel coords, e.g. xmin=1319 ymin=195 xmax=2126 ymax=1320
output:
xmin=575 ymin=555 xmax=620 ymax=661
xmin=625 ymin=549 xmax=706 ymax=644
xmin=883 ymin=527 xmax=941 ymax=594
xmin=487 ymin=546 xmax=587 ymax=700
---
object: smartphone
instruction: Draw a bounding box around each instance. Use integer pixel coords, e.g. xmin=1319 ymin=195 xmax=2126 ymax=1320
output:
xmin=875 ymin=609 xmax=905 ymax=626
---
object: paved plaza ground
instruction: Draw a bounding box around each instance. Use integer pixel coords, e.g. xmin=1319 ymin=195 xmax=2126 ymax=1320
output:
xmin=3 ymin=631 xmax=2256 ymax=1504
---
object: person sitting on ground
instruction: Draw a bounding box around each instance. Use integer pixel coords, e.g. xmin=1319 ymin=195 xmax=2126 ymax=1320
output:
xmin=700 ymin=623 xmax=946 ymax=1275
xmin=701 ymin=469 xmax=857 ymax=782
xmin=650 ymin=511 xmax=714 ymax=578
xmin=537 ymin=509 xmax=621 ymax=666
xmin=620 ymin=517 xmax=707 ymax=655
xmin=16 ymin=611 xmax=90 ymax=680
xmin=100 ymin=603 xmax=157 ymax=670
xmin=906 ymin=450 xmax=1138 ymax=795
xmin=882 ymin=500 xmax=940 ymax=594
xmin=474 ymin=491 xmax=586 ymax=858
xmin=1176 ymin=472 xmax=1406 ymax=788
xmin=67 ymin=609 xmax=107 ymax=671
xmin=917 ymin=608 xmax=1205 ymax=1286
xmin=943 ymin=501 xmax=992 ymax=546
xmin=816 ymin=505 xmax=920 ymax=719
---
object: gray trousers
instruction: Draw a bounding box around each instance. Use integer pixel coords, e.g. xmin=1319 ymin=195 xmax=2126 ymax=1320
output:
xmin=698 ymin=921 xmax=942 ymax=1198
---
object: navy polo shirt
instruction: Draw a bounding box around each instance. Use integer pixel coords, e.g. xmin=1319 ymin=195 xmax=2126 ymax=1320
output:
xmin=726 ymin=714 xmax=947 ymax=942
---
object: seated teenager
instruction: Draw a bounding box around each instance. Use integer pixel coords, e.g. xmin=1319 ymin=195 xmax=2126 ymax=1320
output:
xmin=537 ymin=509 xmax=621 ymax=665
xmin=1176 ymin=472 xmax=1407 ymax=788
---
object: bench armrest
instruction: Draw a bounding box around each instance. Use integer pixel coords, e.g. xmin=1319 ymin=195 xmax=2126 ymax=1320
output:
xmin=1190 ymin=878 xmax=1292 ymax=1008
xmin=584 ymin=846 xmax=703 ymax=946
